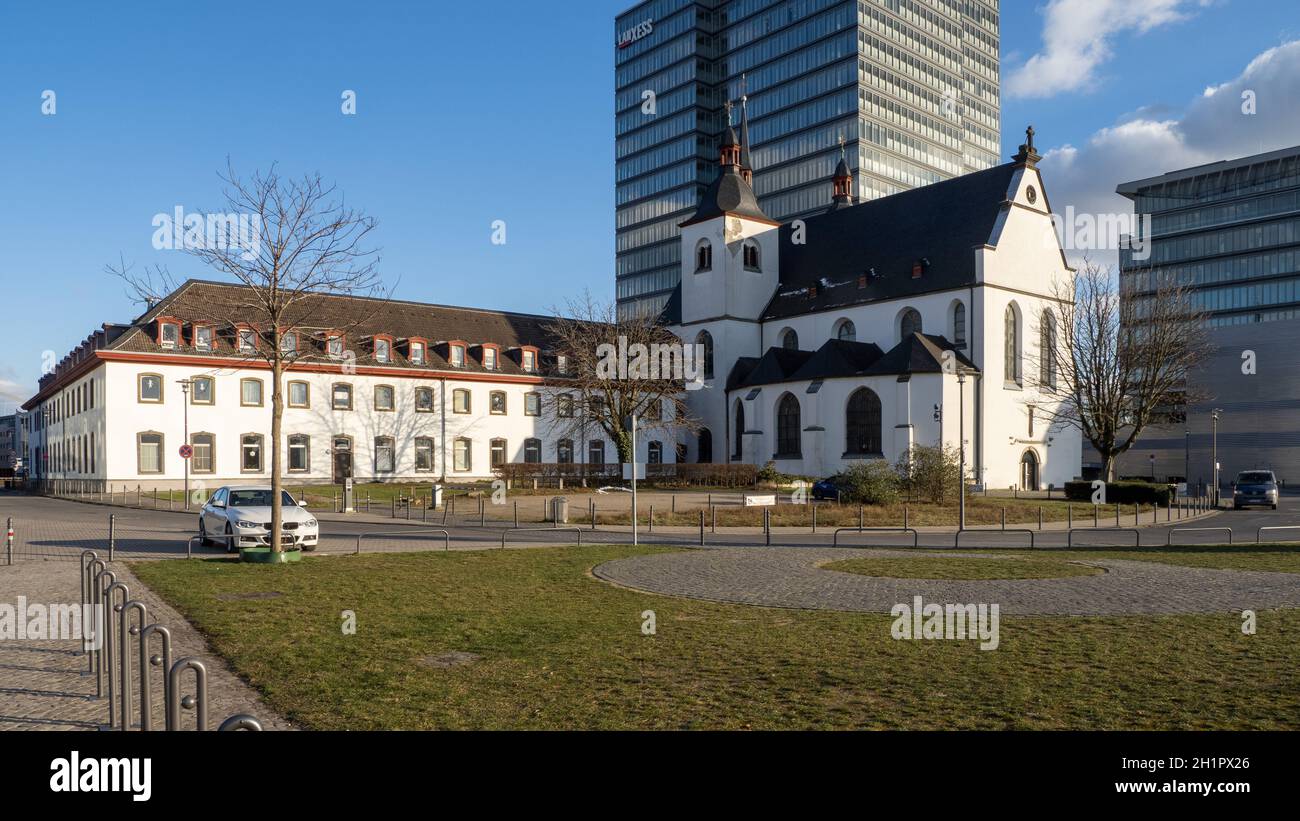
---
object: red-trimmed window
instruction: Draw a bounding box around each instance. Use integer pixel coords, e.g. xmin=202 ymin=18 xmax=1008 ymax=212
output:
xmin=192 ymin=324 xmax=214 ymax=351
xmin=325 ymin=332 xmax=346 ymax=359
xmin=280 ymin=331 xmax=300 ymax=358
xmin=407 ymin=337 xmax=429 ymax=366
xmin=157 ymin=317 xmax=182 ymax=349
xmin=235 ymin=324 xmax=257 ymax=353
xmin=520 ymin=346 xmax=539 ymax=373
xmin=447 ymin=341 xmax=467 ymax=368
xmin=373 ymin=334 xmax=394 ymax=364
xmin=481 ymin=344 xmax=500 ymax=371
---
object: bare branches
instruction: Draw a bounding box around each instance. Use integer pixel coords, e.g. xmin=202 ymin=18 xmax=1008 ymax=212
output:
xmin=540 ymin=292 xmax=699 ymax=463
xmin=1031 ymin=258 xmax=1211 ymax=480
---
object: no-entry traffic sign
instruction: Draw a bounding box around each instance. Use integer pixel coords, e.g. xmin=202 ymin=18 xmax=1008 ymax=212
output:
xmin=179 ymin=444 xmax=194 ymax=459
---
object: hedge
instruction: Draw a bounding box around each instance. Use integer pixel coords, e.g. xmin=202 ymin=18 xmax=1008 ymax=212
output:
xmin=1063 ymin=480 xmax=1174 ymax=505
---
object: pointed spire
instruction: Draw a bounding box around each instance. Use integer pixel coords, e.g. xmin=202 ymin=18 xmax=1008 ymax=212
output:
xmin=739 ymin=74 xmax=753 ymax=184
xmin=1012 ymin=124 xmax=1041 ymax=167
xmin=829 ymin=133 xmax=854 ymax=211
xmin=719 ymin=100 xmax=742 ymax=168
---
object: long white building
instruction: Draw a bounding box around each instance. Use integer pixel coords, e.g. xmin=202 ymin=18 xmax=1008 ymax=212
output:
xmin=21 ymin=283 xmax=662 ymax=490
xmin=666 ymin=123 xmax=1082 ymax=490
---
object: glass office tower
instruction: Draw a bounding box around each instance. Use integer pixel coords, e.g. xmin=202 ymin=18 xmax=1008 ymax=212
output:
xmin=614 ymin=0 xmax=1002 ymax=319
xmin=1114 ymin=145 xmax=1300 ymax=487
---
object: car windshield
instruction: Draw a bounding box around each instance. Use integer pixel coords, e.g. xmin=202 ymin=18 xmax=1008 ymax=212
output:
xmin=1237 ymin=472 xmax=1274 ymax=485
xmin=228 ymin=490 xmax=297 ymax=507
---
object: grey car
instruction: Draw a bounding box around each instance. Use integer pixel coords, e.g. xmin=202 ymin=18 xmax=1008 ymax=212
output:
xmin=1232 ymin=470 xmax=1279 ymax=510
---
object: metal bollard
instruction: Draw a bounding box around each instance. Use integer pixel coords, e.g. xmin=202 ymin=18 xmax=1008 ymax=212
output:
xmin=1067 ymin=505 xmax=1072 ymax=529
xmin=140 ymin=624 xmax=172 ymax=732
xmin=1001 ymin=508 xmax=1006 ymax=531
xmin=764 ymin=508 xmax=771 ymax=546
xmin=514 ymin=501 xmax=519 ymax=528
xmin=108 ymin=514 xmax=116 ymax=562
xmin=903 ymin=506 xmax=909 ymax=530
xmin=648 ymin=506 xmax=654 ymax=533
xmin=858 ymin=505 xmax=864 ymax=529
xmin=167 ymin=658 xmax=209 ymax=731
xmin=5 ymin=517 xmax=12 ymax=566
xmin=1038 ymin=506 xmax=1043 ymax=530
xmin=812 ymin=504 xmax=818 ymax=533
xmin=480 ymin=497 xmax=485 ymax=527
xmin=1094 ymin=505 xmax=1099 ymax=528
xmin=699 ymin=510 xmax=705 ymax=546
xmin=1115 ymin=504 xmax=1121 ymax=527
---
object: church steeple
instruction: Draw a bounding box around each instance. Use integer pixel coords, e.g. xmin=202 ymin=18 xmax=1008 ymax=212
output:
xmin=680 ymin=99 xmax=772 ymax=228
xmin=828 ymin=134 xmax=855 ymax=212
xmin=738 ymin=74 xmax=753 ymax=184
xmin=719 ymin=100 xmax=742 ymax=168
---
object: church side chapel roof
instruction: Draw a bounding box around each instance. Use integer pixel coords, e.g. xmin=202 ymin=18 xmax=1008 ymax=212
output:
xmin=732 ymin=333 xmax=977 ymax=390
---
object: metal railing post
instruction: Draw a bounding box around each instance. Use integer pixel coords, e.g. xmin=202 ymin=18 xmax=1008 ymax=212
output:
xmin=108 ymin=514 xmax=116 ymax=562
xmin=103 ymin=580 xmax=129 ymax=729
xmin=699 ymin=510 xmax=705 ymax=546
xmin=5 ymin=517 xmax=11 ymax=566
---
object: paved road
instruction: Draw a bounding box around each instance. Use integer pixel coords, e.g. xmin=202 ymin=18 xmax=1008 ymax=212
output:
xmin=2 ymin=492 xmax=1298 ymax=561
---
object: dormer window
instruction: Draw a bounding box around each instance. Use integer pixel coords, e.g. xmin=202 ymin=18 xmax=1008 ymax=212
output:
xmin=522 ymin=349 xmax=536 ymax=373
xmin=158 ymin=319 xmax=181 ymax=349
xmin=695 ymin=239 xmax=713 ymax=272
xmin=280 ymin=332 xmax=299 ymax=357
xmin=743 ymin=241 xmax=761 ymax=271
xmin=482 ymin=346 xmax=498 ymax=371
xmin=556 ymin=354 xmax=570 ymax=375
xmin=409 ymin=339 xmax=426 ymax=365
xmin=374 ymin=337 xmax=392 ymax=364
xmin=237 ymin=327 xmax=257 ymax=353
xmin=194 ymin=325 xmax=213 ymax=351
xmin=327 ymin=334 xmax=345 ymax=359
xmin=449 ymin=344 xmax=465 ymax=368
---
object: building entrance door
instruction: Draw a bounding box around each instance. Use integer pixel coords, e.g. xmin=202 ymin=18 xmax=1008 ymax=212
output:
xmin=1020 ymin=450 xmax=1039 ymax=491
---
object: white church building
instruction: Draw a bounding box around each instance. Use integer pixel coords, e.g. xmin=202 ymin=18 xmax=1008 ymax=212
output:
xmin=666 ymin=119 xmax=1081 ymax=491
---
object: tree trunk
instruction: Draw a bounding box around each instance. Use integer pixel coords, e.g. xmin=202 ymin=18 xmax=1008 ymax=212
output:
xmin=614 ymin=430 xmax=633 ymax=466
xmin=270 ymin=355 xmax=283 ymax=554
xmin=1101 ymin=454 xmax=1116 ymax=483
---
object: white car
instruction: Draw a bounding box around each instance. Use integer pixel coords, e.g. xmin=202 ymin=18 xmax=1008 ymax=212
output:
xmin=198 ymin=486 xmax=320 ymax=552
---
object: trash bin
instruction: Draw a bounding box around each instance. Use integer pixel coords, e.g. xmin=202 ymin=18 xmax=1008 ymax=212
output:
xmin=550 ymin=496 xmax=569 ymax=524
xmin=431 ymin=485 xmax=444 ymax=509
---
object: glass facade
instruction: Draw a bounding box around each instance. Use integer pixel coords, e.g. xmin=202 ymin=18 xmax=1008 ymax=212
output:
xmin=614 ymin=0 xmax=1001 ymax=318
xmin=1120 ymin=149 xmax=1300 ymax=323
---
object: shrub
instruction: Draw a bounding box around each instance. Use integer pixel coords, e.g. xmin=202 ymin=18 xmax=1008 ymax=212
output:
xmin=756 ymin=461 xmax=788 ymax=485
xmin=895 ymin=444 xmax=962 ymax=504
xmin=836 ymin=460 xmax=900 ymax=505
xmin=1063 ymin=480 xmax=1173 ymax=505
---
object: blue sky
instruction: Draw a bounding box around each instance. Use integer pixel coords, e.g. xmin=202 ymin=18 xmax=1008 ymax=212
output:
xmin=1 ymin=0 xmax=1297 ymax=409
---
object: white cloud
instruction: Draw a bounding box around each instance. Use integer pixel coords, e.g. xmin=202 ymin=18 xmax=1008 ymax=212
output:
xmin=1007 ymin=0 xmax=1206 ymax=99
xmin=1040 ymin=40 xmax=1300 ymax=268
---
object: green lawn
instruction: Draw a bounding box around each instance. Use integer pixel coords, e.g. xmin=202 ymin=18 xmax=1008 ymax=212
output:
xmin=823 ymin=555 xmax=1104 ymax=579
xmin=131 ymin=543 xmax=1300 ymax=730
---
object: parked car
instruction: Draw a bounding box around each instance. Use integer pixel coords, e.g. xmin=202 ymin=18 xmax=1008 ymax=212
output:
xmin=811 ymin=476 xmax=843 ymax=501
xmin=1232 ymin=470 xmax=1279 ymax=510
xmin=198 ymin=486 xmax=320 ymax=552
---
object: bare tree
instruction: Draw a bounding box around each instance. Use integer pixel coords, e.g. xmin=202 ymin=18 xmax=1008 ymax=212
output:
xmin=1031 ymin=259 xmax=1211 ymax=482
xmin=540 ymin=293 xmax=699 ymax=467
xmin=112 ymin=164 xmax=383 ymax=556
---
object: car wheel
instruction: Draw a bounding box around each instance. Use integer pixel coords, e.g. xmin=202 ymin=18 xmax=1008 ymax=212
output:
xmin=198 ymin=519 xmax=209 ymax=547
xmin=1272 ymin=504 xmax=1278 ymax=510
xmin=224 ymin=523 xmax=236 ymax=554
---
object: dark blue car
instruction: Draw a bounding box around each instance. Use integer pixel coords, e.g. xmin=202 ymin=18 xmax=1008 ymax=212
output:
xmin=811 ymin=476 xmax=842 ymax=501
xmin=1233 ymin=470 xmax=1279 ymax=510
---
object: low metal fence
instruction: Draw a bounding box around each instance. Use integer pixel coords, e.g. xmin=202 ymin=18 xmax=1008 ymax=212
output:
xmin=501 ymin=527 xmax=584 ymax=549
xmin=1166 ymin=527 xmax=1234 ymax=545
xmin=353 ymin=529 xmax=451 ymax=554
xmin=831 ymin=527 xmax=920 ymax=548
xmin=1256 ymin=526 xmax=1300 ymax=544
xmin=1066 ymin=528 xmax=1141 ymax=547
xmin=954 ymin=528 xmax=1036 ymax=548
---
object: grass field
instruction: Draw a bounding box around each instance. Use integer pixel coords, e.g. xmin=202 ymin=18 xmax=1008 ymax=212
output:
xmin=131 ymin=543 xmax=1300 ymax=730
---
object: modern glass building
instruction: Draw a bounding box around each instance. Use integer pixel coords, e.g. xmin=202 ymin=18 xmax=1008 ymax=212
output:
xmin=614 ymin=0 xmax=1002 ymax=319
xmin=1114 ymin=145 xmax=1300 ymax=488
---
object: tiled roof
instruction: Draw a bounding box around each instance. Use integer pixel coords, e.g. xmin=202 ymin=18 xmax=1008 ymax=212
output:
xmin=105 ymin=279 xmax=566 ymax=375
xmin=730 ymin=333 xmax=977 ymax=389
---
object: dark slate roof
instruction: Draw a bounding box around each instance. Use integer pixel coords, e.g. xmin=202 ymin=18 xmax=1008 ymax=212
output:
xmin=730 ymin=333 xmax=977 ymax=389
xmin=863 ymin=333 xmax=978 ymax=377
xmin=680 ymin=167 xmax=771 ymax=226
xmin=763 ymin=162 xmax=1019 ymax=319
xmin=725 ymin=356 xmax=761 ymax=392
xmin=732 ymin=346 xmax=813 ymax=389
xmin=658 ymin=286 xmax=682 ymax=326
xmin=789 ymin=339 xmax=884 ymax=381
xmin=100 ymin=279 xmax=566 ymax=375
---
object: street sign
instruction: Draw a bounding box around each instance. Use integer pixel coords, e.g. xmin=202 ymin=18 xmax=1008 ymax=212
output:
xmin=179 ymin=444 xmax=194 ymax=459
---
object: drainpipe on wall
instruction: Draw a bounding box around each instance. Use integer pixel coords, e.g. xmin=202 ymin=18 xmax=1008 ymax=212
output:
xmin=439 ymin=377 xmax=447 ymax=483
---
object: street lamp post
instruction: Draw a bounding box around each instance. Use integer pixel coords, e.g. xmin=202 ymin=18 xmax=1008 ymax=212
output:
xmin=178 ymin=380 xmax=192 ymax=510
xmin=957 ymin=370 xmax=966 ymax=531
xmin=1149 ymin=454 xmax=1155 ymax=481
xmin=1211 ymin=408 xmax=1223 ymax=507
xmin=1184 ymin=429 xmax=1190 ymax=484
